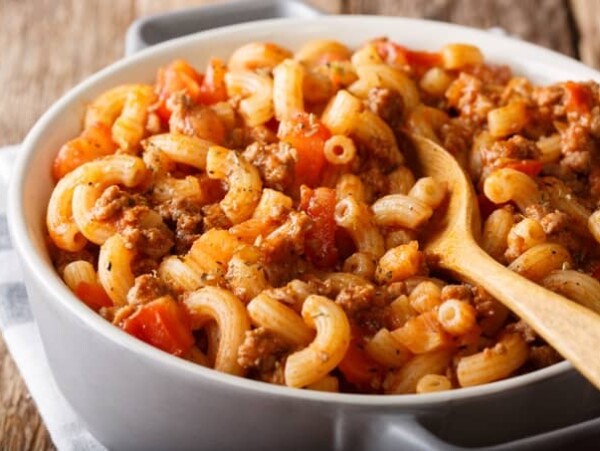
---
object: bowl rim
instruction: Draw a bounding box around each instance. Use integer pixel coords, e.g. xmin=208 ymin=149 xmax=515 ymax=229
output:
xmin=9 ymin=15 xmax=598 ymax=407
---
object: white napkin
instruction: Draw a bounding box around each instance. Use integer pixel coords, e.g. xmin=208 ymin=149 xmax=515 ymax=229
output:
xmin=0 ymin=145 xmax=106 ymax=451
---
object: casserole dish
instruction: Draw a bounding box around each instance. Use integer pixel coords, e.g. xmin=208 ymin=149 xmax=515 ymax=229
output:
xmin=8 ymin=16 xmax=600 ymax=450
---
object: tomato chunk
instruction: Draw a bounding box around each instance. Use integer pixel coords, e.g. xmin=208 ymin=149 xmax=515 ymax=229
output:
xmin=75 ymin=282 xmax=113 ymax=312
xmin=155 ymin=59 xmax=203 ymax=121
xmin=122 ymin=297 xmax=194 ymax=356
xmin=564 ymin=81 xmax=593 ymax=115
xmin=503 ymin=159 xmax=544 ymax=178
xmin=373 ymin=39 xmax=441 ymax=74
xmin=339 ymin=336 xmax=384 ymax=387
xmin=299 ymin=186 xmax=338 ymax=268
xmin=280 ymin=112 xmax=331 ymax=189
xmin=52 ymin=123 xmax=117 ymax=180
xmin=198 ymin=58 xmax=228 ymax=105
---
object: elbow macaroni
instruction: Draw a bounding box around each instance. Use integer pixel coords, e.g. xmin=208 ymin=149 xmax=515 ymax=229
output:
xmin=47 ymin=38 xmax=595 ymax=395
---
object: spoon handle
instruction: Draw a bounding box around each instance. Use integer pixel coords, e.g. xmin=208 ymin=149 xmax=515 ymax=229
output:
xmin=446 ymin=240 xmax=600 ymax=391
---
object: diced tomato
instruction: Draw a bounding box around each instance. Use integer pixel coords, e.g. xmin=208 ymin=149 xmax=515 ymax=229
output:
xmin=52 ymin=123 xmax=117 ymax=180
xmin=339 ymin=336 xmax=384 ymax=386
xmin=564 ymin=81 xmax=593 ymax=115
xmin=373 ymin=39 xmax=441 ymax=75
xmin=392 ymin=312 xmax=452 ymax=354
xmin=122 ymin=297 xmax=194 ymax=357
xmin=280 ymin=112 xmax=331 ymax=188
xmin=503 ymin=159 xmax=544 ymax=178
xmin=75 ymin=282 xmax=113 ymax=312
xmin=198 ymin=58 xmax=228 ymax=105
xmin=299 ymin=186 xmax=338 ymax=268
xmin=155 ymin=59 xmax=203 ymax=122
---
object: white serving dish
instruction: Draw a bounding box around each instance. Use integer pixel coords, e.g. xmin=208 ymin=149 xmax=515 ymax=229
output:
xmin=8 ymin=16 xmax=600 ymax=450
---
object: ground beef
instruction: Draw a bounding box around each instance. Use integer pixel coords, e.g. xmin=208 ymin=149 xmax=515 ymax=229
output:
xmin=445 ymin=73 xmax=494 ymax=124
xmin=131 ymin=258 xmax=159 ymax=277
xmin=242 ymin=141 xmax=297 ymax=192
xmin=471 ymin=286 xmax=498 ymax=316
xmin=471 ymin=286 xmax=510 ymax=336
xmin=157 ymin=198 xmax=204 ymax=254
xmin=533 ymin=85 xmax=564 ymax=111
xmin=589 ymin=165 xmax=600 ymax=198
xmin=481 ymin=135 xmax=540 ymax=167
xmin=465 ymin=64 xmax=512 ymax=87
xmin=93 ymin=185 xmax=136 ymax=221
xmin=121 ymin=224 xmax=174 ymax=259
xmin=261 ymin=212 xmax=310 ymax=263
xmin=499 ymin=77 xmax=533 ymax=105
xmin=539 ymin=210 xmax=569 ymax=235
xmin=590 ymin=107 xmax=600 ymax=138
xmin=562 ymin=150 xmax=591 ymax=174
xmin=359 ymin=165 xmax=389 ymax=203
xmin=335 ymin=284 xmax=376 ymax=315
xmin=120 ymin=206 xmax=174 ymax=260
xmin=532 ymin=85 xmax=565 ymax=125
xmin=335 ymin=284 xmax=391 ymax=333
xmin=507 ymin=320 xmax=537 ymax=343
xmin=527 ymin=345 xmax=562 ymax=369
xmin=245 ymin=124 xmax=278 ymax=145
xmin=260 ymin=212 xmax=311 ymax=286
xmin=367 ymin=87 xmax=404 ymax=130
xmin=441 ymin=284 xmax=472 ymax=302
xmin=201 ymin=203 xmax=232 ymax=231
xmin=126 ymin=274 xmax=168 ymax=305
xmin=237 ymin=327 xmax=290 ymax=384
xmin=561 ymin=123 xmax=594 ymax=174
xmin=440 ymin=118 xmax=473 ymax=157
xmin=522 ymin=204 xmax=548 ymax=223
xmin=168 ymin=93 xmax=225 ymax=143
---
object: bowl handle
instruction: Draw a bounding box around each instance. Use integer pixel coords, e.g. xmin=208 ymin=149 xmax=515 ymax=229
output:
xmin=333 ymin=414 xmax=452 ymax=451
xmin=125 ymin=0 xmax=323 ymax=55
xmin=345 ymin=413 xmax=600 ymax=451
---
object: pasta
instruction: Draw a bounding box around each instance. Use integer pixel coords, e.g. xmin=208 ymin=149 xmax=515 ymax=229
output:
xmin=284 ymin=295 xmax=350 ymax=388
xmin=206 ymin=146 xmax=262 ymax=224
xmin=273 ymin=59 xmax=305 ymax=120
xmin=228 ymin=42 xmax=293 ymax=72
xmin=184 ymin=287 xmax=251 ymax=376
xmin=111 ymin=84 xmax=157 ymax=152
xmin=46 ymin=38 xmax=600 ymax=395
xmin=456 ymin=334 xmax=529 ymax=387
xmin=323 ymin=135 xmax=356 ymax=165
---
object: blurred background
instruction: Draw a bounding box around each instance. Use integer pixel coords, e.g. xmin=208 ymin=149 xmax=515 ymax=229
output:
xmin=0 ymin=0 xmax=599 ymax=448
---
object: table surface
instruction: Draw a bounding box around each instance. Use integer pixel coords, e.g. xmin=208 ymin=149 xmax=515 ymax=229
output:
xmin=1 ymin=0 xmax=600 ymax=448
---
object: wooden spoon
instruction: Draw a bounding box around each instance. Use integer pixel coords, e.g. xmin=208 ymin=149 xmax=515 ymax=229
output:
xmin=407 ymin=134 xmax=600 ymax=390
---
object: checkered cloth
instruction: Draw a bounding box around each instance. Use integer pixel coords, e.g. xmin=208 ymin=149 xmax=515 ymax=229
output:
xmin=0 ymin=146 xmax=105 ymax=451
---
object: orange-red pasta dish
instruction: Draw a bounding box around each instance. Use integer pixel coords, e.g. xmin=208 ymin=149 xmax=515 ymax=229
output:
xmin=46 ymin=38 xmax=600 ymax=394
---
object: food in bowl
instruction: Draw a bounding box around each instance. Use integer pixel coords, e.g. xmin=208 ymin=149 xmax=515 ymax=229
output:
xmin=46 ymin=37 xmax=600 ymax=395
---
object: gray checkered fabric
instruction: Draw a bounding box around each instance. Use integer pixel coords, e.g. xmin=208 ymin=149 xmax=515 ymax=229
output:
xmin=0 ymin=146 xmax=105 ymax=451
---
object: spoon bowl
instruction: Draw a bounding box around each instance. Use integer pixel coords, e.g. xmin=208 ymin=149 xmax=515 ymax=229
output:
xmin=407 ymin=134 xmax=600 ymax=391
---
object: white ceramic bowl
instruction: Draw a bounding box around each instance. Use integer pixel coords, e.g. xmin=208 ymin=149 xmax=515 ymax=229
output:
xmin=8 ymin=16 xmax=600 ymax=450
